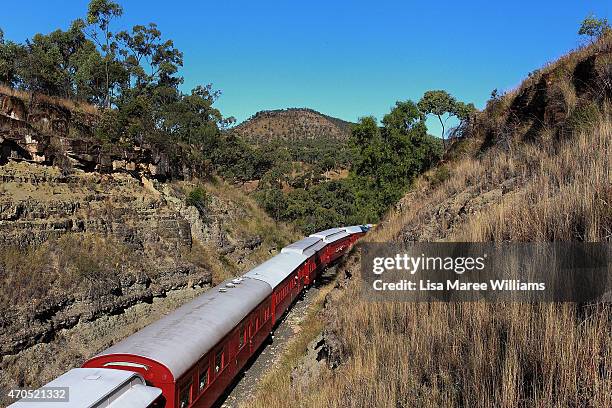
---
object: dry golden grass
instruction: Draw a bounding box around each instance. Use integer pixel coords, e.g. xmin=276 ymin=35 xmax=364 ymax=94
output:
xmin=245 ymin=41 xmax=612 ymax=406
xmin=458 ymin=120 xmax=610 ymax=242
xmin=243 ymin=115 xmax=611 ymax=408
xmin=0 ymin=84 xmax=99 ymax=115
xmin=297 ymin=299 xmax=610 ymax=407
xmin=0 ymin=233 xmax=131 ymax=311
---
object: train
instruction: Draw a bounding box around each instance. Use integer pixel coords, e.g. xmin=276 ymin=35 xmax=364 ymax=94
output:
xmin=9 ymin=225 xmax=371 ymax=408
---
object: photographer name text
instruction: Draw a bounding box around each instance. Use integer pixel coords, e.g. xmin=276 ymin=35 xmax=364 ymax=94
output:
xmin=372 ymin=279 xmax=546 ymax=291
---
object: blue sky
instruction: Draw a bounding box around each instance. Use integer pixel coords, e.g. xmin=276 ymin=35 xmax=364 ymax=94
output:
xmin=1 ymin=1 xmax=611 ymax=135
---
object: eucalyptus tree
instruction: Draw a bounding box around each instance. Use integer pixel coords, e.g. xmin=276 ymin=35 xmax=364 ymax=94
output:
xmin=78 ymin=0 xmax=124 ymax=107
xmin=418 ymin=90 xmax=475 ymax=145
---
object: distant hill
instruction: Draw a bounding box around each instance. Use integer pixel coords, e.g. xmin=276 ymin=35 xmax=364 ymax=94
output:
xmin=232 ymin=108 xmax=353 ymax=143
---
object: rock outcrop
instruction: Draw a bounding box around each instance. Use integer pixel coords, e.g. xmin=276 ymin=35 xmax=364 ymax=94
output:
xmin=0 ymin=158 xmax=296 ymax=400
xmin=0 ymin=91 xmax=196 ymax=180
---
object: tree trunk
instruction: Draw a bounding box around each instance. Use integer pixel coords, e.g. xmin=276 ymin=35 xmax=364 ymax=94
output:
xmin=437 ymin=115 xmax=446 ymax=147
xmin=105 ymin=58 xmax=110 ymax=108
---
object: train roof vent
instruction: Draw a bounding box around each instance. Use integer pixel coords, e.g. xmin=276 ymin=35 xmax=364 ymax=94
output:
xmin=232 ymin=278 xmax=243 ymax=284
xmin=225 ymin=282 xmax=236 ymax=288
xmin=219 ymin=288 xmax=228 ymax=293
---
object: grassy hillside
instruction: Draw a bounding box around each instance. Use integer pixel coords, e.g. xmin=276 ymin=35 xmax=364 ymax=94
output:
xmin=244 ymin=33 xmax=612 ymax=408
xmin=231 ymin=108 xmax=356 ymax=198
xmin=233 ymin=108 xmax=352 ymax=143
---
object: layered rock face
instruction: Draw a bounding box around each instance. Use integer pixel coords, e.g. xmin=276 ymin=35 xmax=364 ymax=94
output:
xmin=0 ymin=162 xmax=196 ymax=355
xmin=0 ymin=159 xmax=293 ymax=398
xmin=0 ymin=92 xmax=194 ymax=179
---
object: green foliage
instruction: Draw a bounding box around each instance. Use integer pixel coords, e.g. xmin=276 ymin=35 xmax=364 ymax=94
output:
xmin=453 ymin=101 xmax=476 ymax=121
xmin=186 ymin=186 xmax=209 ymax=215
xmin=427 ymin=165 xmax=451 ymax=188
xmin=21 ymin=24 xmax=110 ymax=99
xmin=417 ymin=90 xmax=455 ymax=118
xmin=418 ymin=90 xmax=455 ymax=141
xmin=0 ymin=29 xmax=26 ymax=87
xmin=255 ymin=100 xmax=444 ymax=233
xmin=418 ymin=90 xmax=476 ymax=143
xmin=578 ymin=14 xmax=610 ymax=40
xmin=566 ymin=102 xmax=601 ymax=133
xmin=80 ymin=0 xmax=124 ymax=106
xmin=116 ymin=22 xmax=184 ymax=92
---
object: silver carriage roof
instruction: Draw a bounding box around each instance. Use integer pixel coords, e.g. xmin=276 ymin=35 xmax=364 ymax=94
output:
xmin=281 ymin=236 xmax=326 ymax=257
xmin=92 ymin=277 xmax=271 ymax=380
xmin=108 ymin=384 xmax=163 ymax=407
xmin=243 ymin=252 xmax=308 ymax=288
xmin=8 ymin=368 xmax=161 ymax=408
xmin=344 ymin=224 xmax=370 ymax=234
xmin=310 ymin=227 xmax=351 ymax=243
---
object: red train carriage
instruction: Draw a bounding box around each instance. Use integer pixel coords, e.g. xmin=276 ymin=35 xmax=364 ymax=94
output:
xmin=15 ymin=225 xmax=373 ymax=408
xmin=310 ymin=228 xmax=353 ymax=265
xmin=243 ymin=252 xmax=310 ymax=324
xmin=9 ymin=368 xmax=162 ymax=408
xmin=83 ymin=277 xmax=273 ymax=408
xmin=281 ymin=236 xmax=326 ymax=285
xmin=343 ymin=225 xmax=370 ymax=245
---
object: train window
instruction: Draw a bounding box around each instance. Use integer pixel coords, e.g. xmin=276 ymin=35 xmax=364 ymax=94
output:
xmin=179 ymin=382 xmax=191 ymax=408
xmin=239 ymin=326 xmax=245 ymax=349
xmin=199 ymin=368 xmax=209 ymax=391
xmin=215 ymin=350 xmax=223 ymax=373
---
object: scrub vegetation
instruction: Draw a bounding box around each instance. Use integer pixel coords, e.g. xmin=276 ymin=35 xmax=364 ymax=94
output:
xmin=0 ymin=0 xmax=455 ymax=234
xmin=245 ymin=27 xmax=612 ymax=408
xmin=254 ymin=103 xmax=447 ymax=233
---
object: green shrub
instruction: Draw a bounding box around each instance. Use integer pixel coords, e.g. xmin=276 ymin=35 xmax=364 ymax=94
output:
xmin=429 ymin=165 xmax=451 ymax=188
xmin=566 ymin=102 xmax=600 ymax=134
xmin=186 ymin=186 xmax=209 ymax=215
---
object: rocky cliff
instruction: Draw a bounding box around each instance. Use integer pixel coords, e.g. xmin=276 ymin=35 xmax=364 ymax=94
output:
xmin=0 ymin=89 xmax=200 ymax=180
xmin=0 ymin=156 xmax=296 ymax=402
